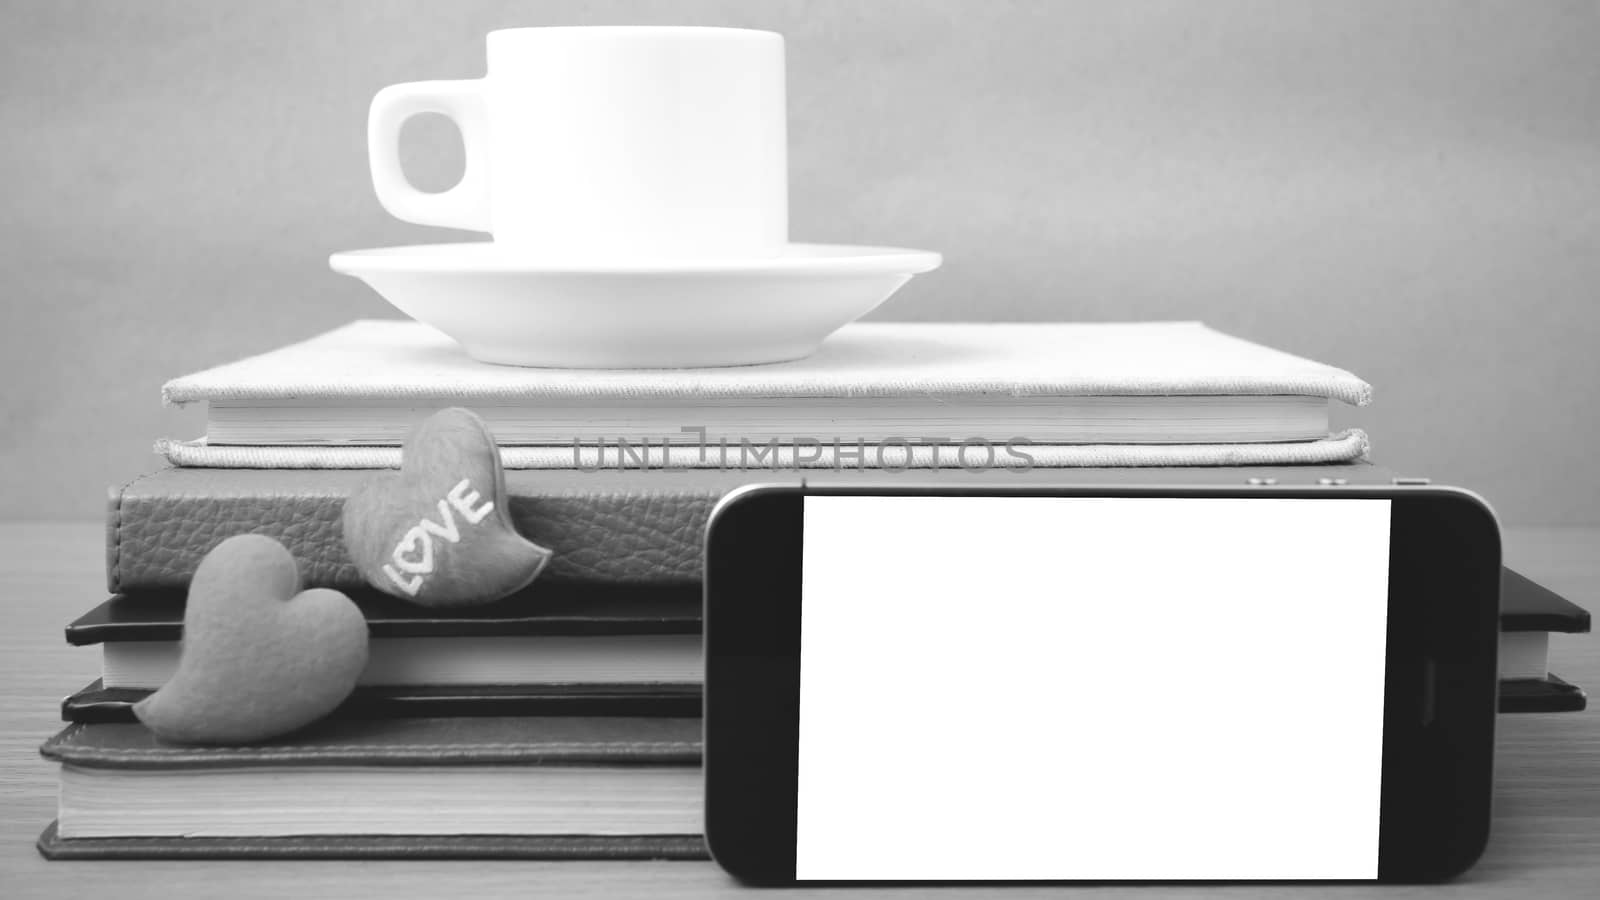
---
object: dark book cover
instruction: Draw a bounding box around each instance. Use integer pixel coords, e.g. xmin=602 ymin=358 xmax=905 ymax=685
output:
xmin=62 ymin=680 xmax=702 ymax=723
xmin=66 ymin=583 xmax=702 ymax=645
xmin=1501 ymin=568 xmax=1591 ymax=634
xmin=41 ymin=714 xmax=700 ymax=768
xmin=38 ymin=823 xmax=707 ymax=861
xmin=1499 ymin=674 xmax=1586 ymax=714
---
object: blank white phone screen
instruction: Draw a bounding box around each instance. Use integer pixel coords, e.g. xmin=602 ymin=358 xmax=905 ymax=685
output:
xmin=797 ymin=496 xmax=1391 ymax=880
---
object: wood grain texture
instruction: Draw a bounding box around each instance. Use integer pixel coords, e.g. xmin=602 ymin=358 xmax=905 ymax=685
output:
xmin=1 ymin=522 xmax=1596 ymax=899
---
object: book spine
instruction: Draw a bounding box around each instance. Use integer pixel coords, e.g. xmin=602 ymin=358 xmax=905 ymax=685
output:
xmin=159 ymin=431 xmax=1372 ymax=470
xmin=107 ymin=480 xmax=711 ymax=595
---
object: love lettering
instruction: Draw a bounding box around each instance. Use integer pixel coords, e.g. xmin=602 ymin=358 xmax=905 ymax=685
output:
xmin=381 ymin=478 xmax=495 ymax=596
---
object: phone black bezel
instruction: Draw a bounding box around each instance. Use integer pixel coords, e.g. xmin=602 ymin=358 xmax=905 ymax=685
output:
xmin=703 ymin=484 xmax=1501 ymax=885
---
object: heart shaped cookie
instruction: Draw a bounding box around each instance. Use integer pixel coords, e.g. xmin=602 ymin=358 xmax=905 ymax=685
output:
xmin=343 ymin=407 xmax=553 ymax=606
xmin=134 ymin=534 xmax=368 ymax=744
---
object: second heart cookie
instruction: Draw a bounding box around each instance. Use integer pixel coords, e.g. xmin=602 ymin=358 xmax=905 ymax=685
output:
xmin=342 ymin=407 xmax=553 ymax=607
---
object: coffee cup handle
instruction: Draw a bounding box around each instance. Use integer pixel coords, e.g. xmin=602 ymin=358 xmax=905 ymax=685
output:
xmin=368 ymin=80 xmax=490 ymax=232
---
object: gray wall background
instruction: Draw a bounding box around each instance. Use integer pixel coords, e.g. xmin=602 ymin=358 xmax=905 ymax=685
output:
xmin=2 ymin=0 xmax=1596 ymax=524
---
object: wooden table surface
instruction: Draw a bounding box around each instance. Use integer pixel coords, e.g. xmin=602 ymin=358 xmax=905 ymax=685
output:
xmin=2 ymin=522 xmax=1596 ymax=899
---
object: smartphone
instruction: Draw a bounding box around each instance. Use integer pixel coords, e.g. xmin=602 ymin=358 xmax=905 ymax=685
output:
xmin=703 ymin=483 xmax=1500 ymax=885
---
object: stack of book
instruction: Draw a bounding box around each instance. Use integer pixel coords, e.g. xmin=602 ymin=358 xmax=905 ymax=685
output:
xmin=44 ymin=586 xmax=708 ymax=859
xmin=39 ymin=320 xmax=1589 ymax=859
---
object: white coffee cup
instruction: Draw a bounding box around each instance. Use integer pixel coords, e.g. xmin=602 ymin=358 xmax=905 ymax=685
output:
xmin=368 ymin=26 xmax=788 ymax=260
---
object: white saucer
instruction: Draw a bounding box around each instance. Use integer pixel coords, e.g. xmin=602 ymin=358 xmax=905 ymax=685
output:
xmin=328 ymin=243 xmax=942 ymax=368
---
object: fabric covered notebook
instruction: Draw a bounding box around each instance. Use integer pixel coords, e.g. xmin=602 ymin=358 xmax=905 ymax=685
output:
xmin=159 ymin=434 xmax=1370 ymax=469
xmin=158 ymin=320 xmax=1371 ymax=469
xmin=38 ymin=716 xmax=706 ymax=860
xmin=108 ymin=464 xmax=1390 ymax=594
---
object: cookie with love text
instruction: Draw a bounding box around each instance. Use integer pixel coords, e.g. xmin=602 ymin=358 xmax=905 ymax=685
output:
xmin=134 ymin=534 xmax=368 ymax=744
xmin=342 ymin=407 xmax=553 ymax=606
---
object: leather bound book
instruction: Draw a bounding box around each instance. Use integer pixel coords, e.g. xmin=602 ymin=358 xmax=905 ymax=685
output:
xmin=64 ymin=588 xmax=703 ymax=709
xmin=68 ymin=582 xmax=702 ymax=644
xmin=1500 ymin=568 xmax=1591 ymax=713
xmin=38 ymin=716 xmax=707 ymax=860
xmin=108 ymin=467 xmax=747 ymax=592
xmin=65 ymin=563 xmax=1585 ymax=718
xmin=107 ymin=464 xmax=1394 ymax=594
